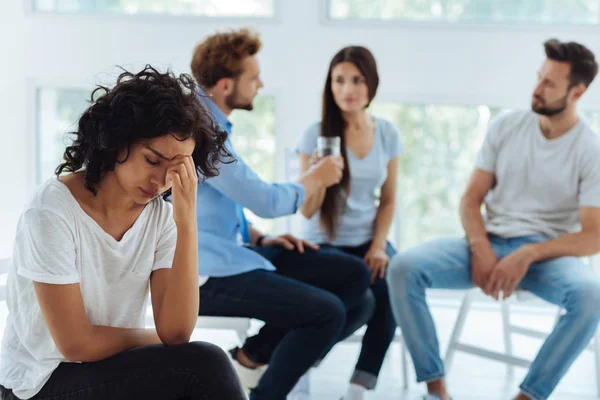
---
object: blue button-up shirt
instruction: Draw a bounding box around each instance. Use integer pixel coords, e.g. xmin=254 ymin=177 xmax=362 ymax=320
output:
xmin=196 ymin=93 xmax=305 ymax=278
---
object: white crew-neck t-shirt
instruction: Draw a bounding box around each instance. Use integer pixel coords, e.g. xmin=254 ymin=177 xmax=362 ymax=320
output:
xmin=296 ymin=117 xmax=403 ymax=246
xmin=0 ymin=178 xmax=177 ymax=399
xmin=476 ymin=110 xmax=600 ymax=239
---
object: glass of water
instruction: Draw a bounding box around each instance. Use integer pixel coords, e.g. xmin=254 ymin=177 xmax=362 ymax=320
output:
xmin=317 ymin=136 xmax=341 ymax=158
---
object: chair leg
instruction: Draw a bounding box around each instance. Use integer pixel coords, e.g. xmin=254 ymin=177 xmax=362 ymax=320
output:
xmin=444 ymin=291 xmax=474 ymax=371
xmin=235 ymin=319 xmax=251 ymax=343
xmin=501 ymin=300 xmax=514 ymax=379
xmin=235 ymin=328 xmax=246 ymax=343
xmin=401 ymin=335 xmax=409 ymax=390
xmin=553 ymin=307 xmax=562 ymax=326
xmin=593 ymin=329 xmax=600 ymax=398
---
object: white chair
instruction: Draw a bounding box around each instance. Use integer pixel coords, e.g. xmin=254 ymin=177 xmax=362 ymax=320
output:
xmin=144 ymin=306 xmax=252 ymax=343
xmin=444 ymin=258 xmax=600 ymax=397
xmin=194 ymin=317 xmax=251 ymax=343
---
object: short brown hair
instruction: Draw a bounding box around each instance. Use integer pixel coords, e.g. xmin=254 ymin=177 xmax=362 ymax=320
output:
xmin=544 ymin=38 xmax=598 ymax=88
xmin=191 ymin=28 xmax=262 ymax=88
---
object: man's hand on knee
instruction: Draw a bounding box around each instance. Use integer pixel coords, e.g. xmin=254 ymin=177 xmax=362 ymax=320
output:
xmin=469 ymin=239 xmax=498 ymax=294
xmin=484 ymin=245 xmax=536 ymax=300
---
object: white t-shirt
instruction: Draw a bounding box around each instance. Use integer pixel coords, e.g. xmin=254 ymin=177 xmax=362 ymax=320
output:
xmin=0 ymin=179 xmax=177 ymax=399
xmin=296 ymin=117 xmax=403 ymax=246
xmin=476 ymin=110 xmax=600 ymax=239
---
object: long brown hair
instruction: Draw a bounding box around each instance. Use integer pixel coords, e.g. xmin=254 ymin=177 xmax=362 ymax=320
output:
xmin=319 ymin=46 xmax=379 ymax=239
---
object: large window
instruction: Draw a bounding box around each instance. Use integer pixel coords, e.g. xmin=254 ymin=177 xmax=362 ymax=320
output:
xmin=36 ymin=89 xmax=277 ymax=232
xmin=33 ymin=0 xmax=275 ymax=18
xmin=328 ymin=0 xmax=600 ymax=25
xmin=228 ymin=97 xmax=276 ymax=234
xmin=33 ymin=89 xmax=600 ymax=248
xmin=370 ymin=102 xmax=600 ymax=250
xmin=36 ymin=88 xmax=89 ymax=184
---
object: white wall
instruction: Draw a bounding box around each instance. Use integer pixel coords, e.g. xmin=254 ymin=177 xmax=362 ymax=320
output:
xmin=1 ymin=0 xmax=600 ymax=257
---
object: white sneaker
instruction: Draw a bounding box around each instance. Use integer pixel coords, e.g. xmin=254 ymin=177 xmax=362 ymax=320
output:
xmin=341 ymin=382 xmax=367 ymax=400
xmin=421 ymin=394 xmax=452 ymax=400
xmin=228 ymin=348 xmax=268 ymax=392
xmin=287 ymin=370 xmax=311 ymax=400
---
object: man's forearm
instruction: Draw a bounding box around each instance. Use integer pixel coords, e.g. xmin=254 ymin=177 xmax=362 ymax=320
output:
xmin=527 ymin=231 xmax=600 ymax=262
xmin=298 ymin=170 xmax=324 ymax=201
xmin=209 ymin=160 xmax=303 ymax=219
xmin=460 ymin=197 xmax=490 ymax=248
xmin=299 ymin=187 xmax=326 ymax=219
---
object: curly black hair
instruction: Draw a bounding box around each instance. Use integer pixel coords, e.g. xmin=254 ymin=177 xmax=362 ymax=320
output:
xmin=56 ymin=65 xmax=232 ymax=195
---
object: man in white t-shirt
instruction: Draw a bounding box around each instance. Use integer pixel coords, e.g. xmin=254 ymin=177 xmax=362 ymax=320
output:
xmin=387 ymin=39 xmax=600 ymax=400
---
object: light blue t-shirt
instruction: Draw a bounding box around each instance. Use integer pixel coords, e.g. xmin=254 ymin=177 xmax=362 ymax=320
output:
xmin=296 ymin=116 xmax=403 ymax=246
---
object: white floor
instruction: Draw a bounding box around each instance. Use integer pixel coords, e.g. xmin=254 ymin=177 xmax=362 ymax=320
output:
xmin=192 ymin=295 xmax=599 ymax=400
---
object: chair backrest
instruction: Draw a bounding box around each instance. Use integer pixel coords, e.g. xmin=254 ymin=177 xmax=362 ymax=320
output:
xmin=588 ymin=254 xmax=600 ymax=276
xmin=0 ymin=258 xmax=10 ymax=302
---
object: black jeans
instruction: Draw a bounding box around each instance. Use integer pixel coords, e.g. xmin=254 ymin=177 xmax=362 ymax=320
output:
xmin=244 ymin=242 xmax=396 ymax=390
xmin=0 ymin=342 xmax=245 ymax=400
xmin=199 ymin=247 xmax=371 ymax=400
xmin=322 ymin=240 xmax=398 ymax=389
xmin=243 ymin=245 xmax=375 ymax=364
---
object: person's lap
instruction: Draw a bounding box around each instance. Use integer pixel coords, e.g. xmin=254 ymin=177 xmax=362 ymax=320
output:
xmin=521 ymin=255 xmax=597 ymax=305
xmin=389 ymin=234 xmax=598 ymax=298
xmin=388 ymin=236 xmax=476 ymax=291
xmin=254 ymin=245 xmax=372 ymax=308
xmin=1 ymin=342 xmax=245 ymax=400
xmin=199 ymin=269 xmax=344 ymax=330
xmin=389 ymin=234 xmax=599 ymax=293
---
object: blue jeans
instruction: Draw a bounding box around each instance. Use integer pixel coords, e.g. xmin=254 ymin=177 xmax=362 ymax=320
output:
xmin=387 ymin=234 xmax=600 ymax=400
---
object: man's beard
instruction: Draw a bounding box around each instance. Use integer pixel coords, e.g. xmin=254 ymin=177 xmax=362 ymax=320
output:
xmin=226 ymin=87 xmax=253 ymax=111
xmin=531 ymin=93 xmax=568 ymax=117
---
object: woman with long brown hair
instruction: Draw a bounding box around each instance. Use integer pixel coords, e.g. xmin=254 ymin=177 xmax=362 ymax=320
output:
xmin=297 ymin=46 xmax=402 ymax=400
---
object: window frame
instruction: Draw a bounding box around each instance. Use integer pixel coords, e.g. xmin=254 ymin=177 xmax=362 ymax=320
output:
xmin=32 ymin=83 xmax=285 ymax=234
xmin=28 ymin=0 xmax=281 ymax=23
xmin=321 ymin=0 xmax=600 ymax=29
xmin=368 ymin=95 xmax=600 ymax=250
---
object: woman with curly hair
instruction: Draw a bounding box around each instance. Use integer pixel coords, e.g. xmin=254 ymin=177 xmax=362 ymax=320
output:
xmin=0 ymin=66 xmax=246 ymax=400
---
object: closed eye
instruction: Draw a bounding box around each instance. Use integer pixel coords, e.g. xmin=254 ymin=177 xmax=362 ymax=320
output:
xmin=145 ymin=157 xmax=160 ymax=166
